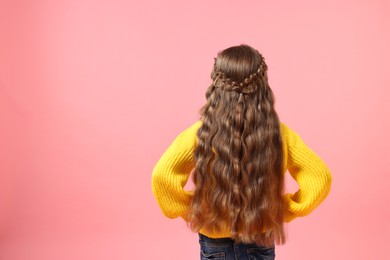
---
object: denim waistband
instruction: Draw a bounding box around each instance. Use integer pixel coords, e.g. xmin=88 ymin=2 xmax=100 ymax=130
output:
xmin=198 ymin=233 xmax=234 ymax=243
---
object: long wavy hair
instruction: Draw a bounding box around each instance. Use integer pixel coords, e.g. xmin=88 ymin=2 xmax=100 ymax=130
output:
xmin=187 ymin=44 xmax=286 ymax=246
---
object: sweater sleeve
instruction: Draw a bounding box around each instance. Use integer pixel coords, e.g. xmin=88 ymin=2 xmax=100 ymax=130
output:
xmin=151 ymin=121 xmax=201 ymax=219
xmin=281 ymin=123 xmax=332 ymax=223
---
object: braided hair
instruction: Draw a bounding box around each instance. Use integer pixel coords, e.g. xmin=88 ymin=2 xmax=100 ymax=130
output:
xmin=187 ymin=44 xmax=286 ymax=246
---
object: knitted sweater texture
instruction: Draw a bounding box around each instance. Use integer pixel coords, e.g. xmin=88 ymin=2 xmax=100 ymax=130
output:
xmin=151 ymin=120 xmax=332 ymax=239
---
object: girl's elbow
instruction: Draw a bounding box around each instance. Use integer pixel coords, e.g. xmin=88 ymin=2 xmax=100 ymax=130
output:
xmin=324 ymin=166 xmax=332 ymax=188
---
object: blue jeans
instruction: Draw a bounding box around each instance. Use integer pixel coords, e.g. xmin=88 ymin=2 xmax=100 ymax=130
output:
xmin=199 ymin=233 xmax=275 ymax=260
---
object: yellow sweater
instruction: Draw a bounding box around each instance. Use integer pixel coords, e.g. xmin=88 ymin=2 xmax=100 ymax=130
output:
xmin=151 ymin=120 xmax=332 ymax=238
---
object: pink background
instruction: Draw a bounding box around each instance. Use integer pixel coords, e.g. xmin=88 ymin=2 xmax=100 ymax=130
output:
xmin=0 ymin=0 xmax=389 ymax=259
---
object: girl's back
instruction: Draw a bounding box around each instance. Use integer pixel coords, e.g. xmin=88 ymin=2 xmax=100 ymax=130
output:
xmin=152 ymin=44 xmax=332 ymax=259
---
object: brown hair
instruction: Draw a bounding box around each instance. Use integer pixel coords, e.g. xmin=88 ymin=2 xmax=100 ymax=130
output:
xmin=187 ymin=44 xmax=286 ymax=246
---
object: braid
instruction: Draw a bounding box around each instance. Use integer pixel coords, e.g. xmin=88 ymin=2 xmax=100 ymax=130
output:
xmin=211 ymin=57 xmax=267 ymax=95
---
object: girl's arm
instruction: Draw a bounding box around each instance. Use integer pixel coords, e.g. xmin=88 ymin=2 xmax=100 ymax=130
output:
xmin=281 ymin=123 xmax=333 ymax=222
xmin=151 ymin=121 xmax=201 ymax=219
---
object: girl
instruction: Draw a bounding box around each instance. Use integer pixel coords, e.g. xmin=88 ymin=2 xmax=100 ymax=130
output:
xmin=152 ymin=44 xmax=332 ymax=260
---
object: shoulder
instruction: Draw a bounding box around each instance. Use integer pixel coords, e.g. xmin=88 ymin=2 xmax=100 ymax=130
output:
xmin=179 ymin=120 xmax=202 ymax=137
xmin=168 ymin=120 xmax=202 ymax=148
xmin=279 ymin=121 xmax=301 ymax=147
xmin=280 ymin=121 xmax=294 ymax=135
xmin=189 ymin=120 xmax=203 ymax=131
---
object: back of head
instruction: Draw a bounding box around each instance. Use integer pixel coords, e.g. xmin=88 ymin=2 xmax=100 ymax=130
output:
xmin=188 ymin=44 xmax=286 ymax=246
xmin=214 ymin=44 xmax=263 ymax=89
